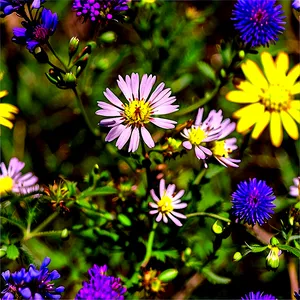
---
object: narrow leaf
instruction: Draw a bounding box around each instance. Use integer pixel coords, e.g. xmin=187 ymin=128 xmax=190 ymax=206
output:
xmin=202 ymin=267 xmax=231 ymax=284
xmin=278 ymin=244 xmax=300 ymax=258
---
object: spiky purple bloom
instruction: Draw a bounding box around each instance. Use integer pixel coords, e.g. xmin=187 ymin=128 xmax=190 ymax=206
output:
xmin=0 ymin=0 xmax=44 ymax=17
xmin=232 ymin=0 xmax=286 ymax=47
xmin=181 ymin=108 xmax=240 ymax=168
xmin=241 ymin=291 xmax=276 ymax=300
xmin=73 ymin=0 xmax=129 ymax=22
xmin=1 ymin=257 xmax=65 ymax=299
xmin=75 ymin=264 xmax=126 ymax=300
xmin=12 ymin=8 xmax=58 ymax=52
xmin=0 ymin=157 xmax=39 ymax=196
xmin=292 ymin=0 xmax=300 ymax=11
xmin=96 ymin=73 xmax=178 ymax=152
xmin=289 ymin=177 xmax=299 ymax=197
xmin=232 ymin=178 xmax=276 ymax=226
xmin=149 ymin=179 xmax=187 ymax=227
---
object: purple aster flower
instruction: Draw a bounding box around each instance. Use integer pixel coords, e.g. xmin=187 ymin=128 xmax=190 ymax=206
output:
xmin=232 ymin=0 xmax=286 ymax=47
xmin=289 ymin=177 xmax=299 ymax=197
xmin=292 ymin=0 xmax=300 ymax=11
xmin=241 ymin=291 xmax=277 ymax=300
xmin=0 ymin=0 xmax=44 ymax=17
xmin=231 ymin=178 xmax=276 ymax=226
xmin=0 ymin=157 xmax=39 ymax=196
xmin=96 ymin=73 xmax=178 ymax=152
xmin=12 ymin=8 xmax=58 ymax=52
xmin=73 ymin=0 xmax=129 ymax=23
xmin=1 ymin=257 xmax=64 ymax=299
xmin=181 ymin=108 xmax=238 ymax=167
xmin=294 ymin=289 xmax=300 ymax=300
xmin=149 ymin=179 xmax=187 ymax=227
xmin=75 ymin=264 xmax=126 ymax=300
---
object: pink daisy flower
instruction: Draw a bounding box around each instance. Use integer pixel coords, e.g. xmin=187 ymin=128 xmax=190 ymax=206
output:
xmin=149 ymin=179 xmax=187 ymax=227
xmin=96 ymin=73 xmax=178 ymax=152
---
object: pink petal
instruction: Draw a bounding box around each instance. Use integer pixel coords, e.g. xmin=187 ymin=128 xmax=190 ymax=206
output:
xmin=97 ymin=101 xmax=122 ymax=111
xmin=149 ymin=209 xmax=159 ymax=214
xmin=195 ymin=108 xmax=204 ymax=126
xmin=166 ymin=184 xmax=176 ymax=196
xmin=115 ymin=126 xmax=132 ymax=149
xmin=147 ymin=83 xmax=165 ymax=103
xmin=131 ymin=73 xmax=139 ymax=99
xmin=95 ymin=110 xmax=121 ymax=117
xmin=141 ymin=127 xmax=155 ymax=148
xmin=199 ymin=145 xmax=212 ymax=156
xmin=156 ymin=213 xmax=163 ymax=222
xmin=163 ymin=214 xmax=168 ymax=223
xmin=105 ymin=125 xmax=125 ymax=142
xmin=152 ymin=105 xmax=179 ymax=115
xmin=170 ymin=211 xmax=187 ymax=219
xmin=149 ymin=89 xmax=171 ymax=106
xmin=99 ymin=117 xmax=124 ymax=127
xmin=151 ymin=96 xmax=177 ymax=109
xmin=128 ymin=127 xmax=140 ymax=152
xmin=150 ymin=189 xmax=160 ymax=202
xmin=150 ymin=117 xmax=177 ymax=129
xmin=167 ymin=213 xmax=183 ymax=226
xmin=141 ymin=75 xmax=156 ymax=101
xmin=173 ymin=189 xmax=185 ymax=200
xmin=195 ymin=146 xmax=206 ymax=159
xmin=117 ymin=75 xmax=132 ymax=101
xmin=159 ymin=179 xmax=166 ymax=198
xmin=173 ymin=202 xmax=188 ymax=209
xmin=103 ymin=88 xmax=124 ymax=109
xmin=182 ymin=141 xmax=192 ymax=150
xmin=149 ymin=202 xmax=158 ymax=208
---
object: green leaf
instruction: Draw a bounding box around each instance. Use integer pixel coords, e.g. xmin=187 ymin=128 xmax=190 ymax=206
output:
xmin=197 ymin=61 xmax=216 ymax=81
xmin=117 ymin=214 xmax=132 ymax=227
xmin=170 ymin=74 xmax=193 ymax=93
xmin=278 ymin=244 xmax=300 ymax=258
xmin=80 ymin=186 xmax=117 ymax=198
xmin=93 ymin=228 xmax=119 ymax=242
xmin=294 ymin=240 xmax=300 ymax=250
xmin=202 ymin=267 xmax=231 ymax=284
xmin=151 ymin=250 xmax=179 ymax=263
xmin=245 ymin=242 xmax=268 ymax=253
xmin=6 ymin=244 xmax=20 ymax=260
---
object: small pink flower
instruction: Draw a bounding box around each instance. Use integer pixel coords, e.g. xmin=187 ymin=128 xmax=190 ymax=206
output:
xmin=289 ymin=177 xmax=300 ymax=197
xmin=96 ymin=73 xmax=178 ymax=152
xmin=149 ymin=179 xmax=187 ymax=227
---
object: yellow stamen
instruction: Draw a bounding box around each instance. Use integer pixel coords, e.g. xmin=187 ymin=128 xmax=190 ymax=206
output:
xmin=188 ymin=127 xmax=207 ymax=145
xmin=0 ymin=177 xmax=14 ymax=195
xmin=262 ymin=84 xmax=291 ymax=112
xmin=211 ymin=141 xmax=231 ymax=157
xmin=123 ymin=99 xmax=152 ymax=126
xmin=157 ymin=194 xmax=173 ymax=214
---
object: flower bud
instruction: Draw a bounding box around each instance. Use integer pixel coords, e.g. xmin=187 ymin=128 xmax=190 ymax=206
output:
xmin=61 ymin=228 xmax=69 ymax=240
xmin=233 ymin=251 xmax=243 ymax=262
xmin=238 ymin=50 xmax=245 ymax=60
xmin=266 ymin=246 xmax=280 ymax=270
xmin=99 ymin=31 xmax=116 ymax=43
xmin=212 ymin=220 xmax=223 ymax=234
xmin=151 ymin=278 xmax=162 ymax=293
xmin=158 ymin=269 xmax=178 ymax=282
xmin=220 ymin=68 xmax=226 ymax=78
xmin=69 ymin=37 xmax=80 ymax=58
xmin=64 ymin=72 xmax=77 ymax=88
xmin=0 ymin=248 xmax=7 ymax=258
xmin=270 ymin=236 xmax=279 ymax=246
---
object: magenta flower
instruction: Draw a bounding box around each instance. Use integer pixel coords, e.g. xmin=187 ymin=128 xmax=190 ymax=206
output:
xmin=149 ymin=179 xmax=187 ymax=227
xmin=0 ymin=157 xmax=39 ymax=196
xmin=96 ymin=73 xmax=178 ymax=152
xmin=289 ymin=177 xmax=299 ymax=197
xmin=181 ymin=108 xmax=240 ymax=167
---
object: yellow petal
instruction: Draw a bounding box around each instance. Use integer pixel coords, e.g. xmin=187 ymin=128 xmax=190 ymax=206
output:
xmin=0 ymin=117 xmax=13 ymax=129
xmin=270 ymin=111 xmax=283 ymax=147
xmin=275 ymin=52 xmax=289 ymax=74
xmin=261 ymin=52 xmax=278 ymax=84
xmin=226 ymin=90 xmax=260 ymax=103
xmin=286 ymin=64 xmax=300 ymax=88
xmin=288 ymin=107 xmax=300 ymax=123
xmin=281 ymin=110 xmax=299 ymax=140
xmin=0 ymin=90 xmax=8 ymax=98
xmin=235 ymin=103 xmax=265 ymax=133
xmin=290 ymin=101 xmax=300 ymax=110
xmin=252 ymin=110 xmax=270 ymax=139
xmin=0 ymin=103 xmax=19 ymax=114
xmin=241 ymin=60 xmax=269 ymax=90
xmin=236 ymin=80 xmax=263 ymax=96
xmin=290 ymin=82 xmax=300 ymax=95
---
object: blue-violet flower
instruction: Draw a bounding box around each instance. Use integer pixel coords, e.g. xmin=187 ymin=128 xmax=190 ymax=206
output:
xmin=241 ymin=291 xmax=277 ymax=300
xmin=292 ymin=0 xmax=300 ymax=11
xmin=0 ymin=0 xmax=44 ymax=17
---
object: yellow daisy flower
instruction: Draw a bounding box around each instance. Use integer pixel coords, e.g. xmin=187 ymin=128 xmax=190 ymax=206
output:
xmin=226 ymin=52 xmax=300 ymax=147
xmin=0 ymin=73 xmax=19 ymax=130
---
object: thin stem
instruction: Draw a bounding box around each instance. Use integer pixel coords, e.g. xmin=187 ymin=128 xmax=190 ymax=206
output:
xmin=46 ymin=42 xmax=68 ymax=71
xmin=0 ymin=216 xmax=26 ymax=233
xmin=173 ymin=82 xmax=220 ymax=117
xmin=141 ymin=142 xmax=152 ymax=192
xmin=186 ymin=212 xmax=231 ymax=223
xmin=72 ymin=87 xmax=100 ymax=136
xmin=141 ymin=222 xmax=158 ymax=268
xmin=30 ymin=211 xmax=59 ymax=234
xmin=193 ymin=169 xmax=206 ymax=185
xmin=23 ymin=230 xmax=63 ymax=241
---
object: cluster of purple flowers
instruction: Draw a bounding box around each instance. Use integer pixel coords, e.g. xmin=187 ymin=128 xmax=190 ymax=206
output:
xmin=75 ymin=264 xmax=126 ymax=299
xmin=1 ymin=257 xmax=64 ymax=299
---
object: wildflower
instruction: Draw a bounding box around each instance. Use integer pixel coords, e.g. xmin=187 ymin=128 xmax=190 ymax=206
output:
xmin=0 ymin=103 xmax=19 ymax=130
xmin=12 ymin=8 xmax=58 ymax=52
xmin=226 ymin=52 xmax=300 ymax=147
xmin=96 ymin=73 xmax=178 ymax=152
xmin=292 ymin=0 xmax=300 ymax=11
xmin=0 ymin=0 xmax=44 ymax=17
xmin=149 ymin=179 xmax=187 ymax=227
xmin=181 ymin=108 xmax=239 ymax=167
xmin=73 ymin=0 xmax=129 ymax=22
xmin=231 ymin=178 xmax=276 ymax=226
xmin=232 ymin=0 xmax=285 ymax=47
xmin=241 ymin=291 xmax=276 ymax=300
xmin=1 ymin=257 xmax=64 ymax=299
xmin=0 ymin=157 xmax=39 ymax=196
xmin=266 ymin=245 xmax=281 ymax=270
xmin=289 ymin=177 xmax=300 ymax=197
xmin=75 ymin=264 xmax=126 ymax=300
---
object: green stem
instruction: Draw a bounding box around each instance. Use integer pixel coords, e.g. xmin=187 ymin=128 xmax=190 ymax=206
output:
xmin=0 ymin=216 xmax=26 ymax=233
xmin=72 ymin=87 xmax=100 ymax=136
xmin=186 ymin=212 xmax=231 ymax=223
xmin=173 ymin=82 xmax=220 ymax=117
xmin=31 ymin=211 xmax=59 ymax=234
xmin=141 ymin=222 xmax=158 ymax=268
xmin=23 ymin=230 xmax=63 ymax=241
xmin=193 ymin=169 xmax=206 ymax=185
xmin=46 ymin=42 xmax=68 ymax=71
xmin=141 ymin=142 xmax=152 ymax=192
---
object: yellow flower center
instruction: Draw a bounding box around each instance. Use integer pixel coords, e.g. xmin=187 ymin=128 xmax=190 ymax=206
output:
xmin=123 ymin=99 xmax=152 ymax=126
xmin=0 ymin=176 xmax=14 ymax=195
xmin=211 ymin=141 xmax=230 ymax=157
xmin=157 ymin=194 xmax=173 ymax=214
xmin=188 ymin=127 xmax=207 ymax=145
xmin=262 ymin=84 xmax=292 ymax=112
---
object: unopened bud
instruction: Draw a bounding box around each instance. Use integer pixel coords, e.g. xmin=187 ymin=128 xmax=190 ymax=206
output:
xmin=69 ymin=37 xmax=80 ymax=58
xmin=266 ymin=246 xmax=280 ymax=270
xmin=158 ymin=269 xmax=178 ymax=282
xmin=270 ymin=236 xmax=279 ymax=246
xmin=64 ymin=72 xmax=77 ymax=87
xmin=61 ymin=228 xmax=69 ymax=240
xmin=212 ymin=220 xmax=223 ymax=234
xmin=99 ymin=31 xmax=116 ymax=43
xmin=233 ymin=251 xmax=243 ymax=262
xmin=238 ymin=50 xmax=245 ymax=60
xmin=220 ymin=68 xmax=226 ymax=78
